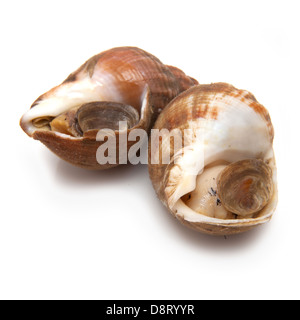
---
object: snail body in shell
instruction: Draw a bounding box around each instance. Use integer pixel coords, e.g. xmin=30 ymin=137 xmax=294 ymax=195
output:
xmin=20 ymin=46 xmax=197 ymax=169
xmin=148 ymin=83 xmax=277 ymax=235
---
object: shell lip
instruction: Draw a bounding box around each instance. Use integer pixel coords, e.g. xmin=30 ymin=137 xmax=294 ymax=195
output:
xmin=164 ymin=151 xmax=278 ymax=228
xmin=20 ymin=116 xmax=33 ymax=137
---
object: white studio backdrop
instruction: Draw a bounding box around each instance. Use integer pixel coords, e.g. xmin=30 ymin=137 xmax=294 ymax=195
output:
xmin=0 ymin=0 xmax=299 ymax=300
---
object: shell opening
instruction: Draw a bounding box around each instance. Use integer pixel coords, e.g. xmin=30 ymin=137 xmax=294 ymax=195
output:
xmin=182 ymin=159 xmax=273 ymax=220
xmin=21 ymin=77 xmax=150 ymax=139
xmin=167 ymin=153 xmax=276 ymax=225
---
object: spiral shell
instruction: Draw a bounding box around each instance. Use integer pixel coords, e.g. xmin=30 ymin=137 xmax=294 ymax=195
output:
xmin=20 ymin=46 xmax=197 ymax=169
xmin=148 ymin=83 xmax=278 ymax=235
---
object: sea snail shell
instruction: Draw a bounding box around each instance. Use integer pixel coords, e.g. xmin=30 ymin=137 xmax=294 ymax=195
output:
xmin=20 ymin=47 xmax=197 ymax=169
xmin=148 ymin=83 xmax=278 ymax=235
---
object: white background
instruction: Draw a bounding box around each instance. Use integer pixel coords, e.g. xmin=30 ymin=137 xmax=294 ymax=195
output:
xmin=1 ymin=0 xmax=299 ymax=300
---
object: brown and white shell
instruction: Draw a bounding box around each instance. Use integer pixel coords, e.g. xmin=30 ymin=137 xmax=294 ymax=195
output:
xmin=148 ymin=83 xmax=278 ymax=235
xmin=20 ymin=46 xmax=197 ymax=169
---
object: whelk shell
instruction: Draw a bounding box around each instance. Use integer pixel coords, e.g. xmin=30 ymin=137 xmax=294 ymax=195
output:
xmin=148 ymin=83 xmax=278 ymax=235
xmin=20 ymin=46 xmax=197 ymax=169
